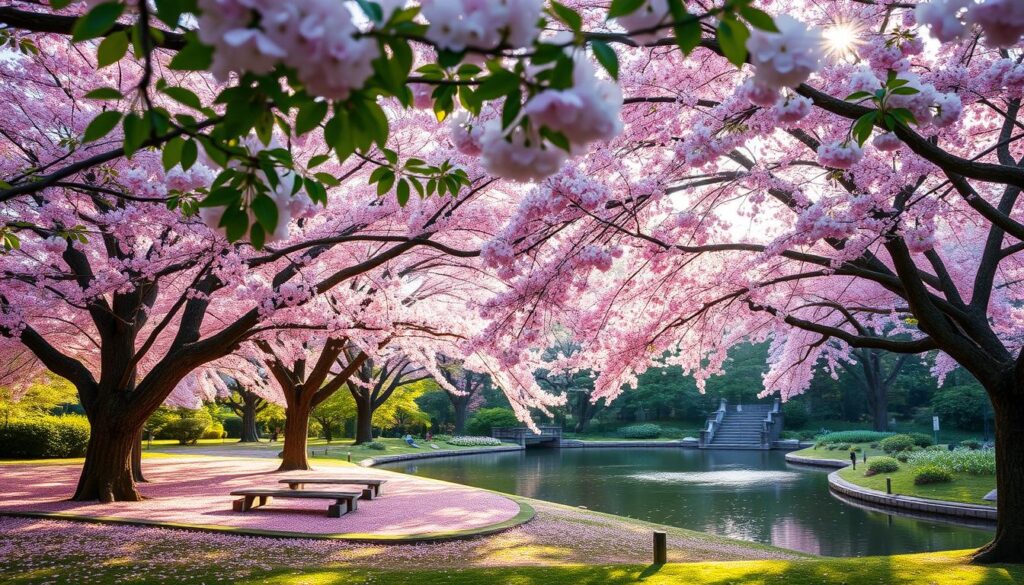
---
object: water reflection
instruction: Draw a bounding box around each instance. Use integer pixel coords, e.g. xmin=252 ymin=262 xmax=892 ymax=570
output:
xmin=380 ymin=447 xmax=993 ymax=557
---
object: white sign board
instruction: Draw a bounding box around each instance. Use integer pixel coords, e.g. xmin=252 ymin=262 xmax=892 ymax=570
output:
xmin=933 ymin=416 xmax=940 ymax=432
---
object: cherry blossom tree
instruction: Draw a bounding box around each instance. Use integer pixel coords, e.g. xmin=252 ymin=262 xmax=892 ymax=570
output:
xmin=466 ymin=0 xmax=1024 ymax=563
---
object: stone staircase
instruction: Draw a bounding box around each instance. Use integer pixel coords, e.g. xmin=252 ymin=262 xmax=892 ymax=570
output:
xmin=700 ymin=402 xmax=780 ymax=450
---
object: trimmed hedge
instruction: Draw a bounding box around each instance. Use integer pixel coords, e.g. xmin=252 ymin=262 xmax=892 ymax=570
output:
xmin=162 ymin=418 xmax=209 ymax=445
xmin=880 ymin=434 xmax=917 ymax=454
xmin=619 ymin=423 xmax=662 ymax=439
xmin=914 ymin=465 xmax=954 ymax=485
xmin=865 ymin=456 xmax=900 ymax=475
xmin=815 ymin=430 xmax=893 ymax=444
xmin=0 ymin=415 xmax=90 ymax=458
xmin=908 ymin=433 xmax=935 ymax=448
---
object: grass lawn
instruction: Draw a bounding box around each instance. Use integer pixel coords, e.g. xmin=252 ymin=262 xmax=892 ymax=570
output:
xmin=838 ymin=465 xmax=996 ymax=506
xmin=789 ymin=442 xmax=885 ymax=461
xmin=5 ymin=549 xmax=1021 ymax=584
xmin=242 ymin=552 xmax=1023 ymax=584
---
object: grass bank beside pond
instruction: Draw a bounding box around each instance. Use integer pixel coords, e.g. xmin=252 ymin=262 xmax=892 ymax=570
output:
xmin=146 ymin=436 xmax=515 ymax=460
xmin=790 ymin=442 xmax=885 ymax=461
xmin=837 ymin=464 xmax=995 ymax=506
xmin=243 ymin=551 xmax=1022 ymax=584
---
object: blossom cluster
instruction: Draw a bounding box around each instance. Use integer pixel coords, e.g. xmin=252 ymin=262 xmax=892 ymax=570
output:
xmin=196 ymin=0 xmax=379 ymax=100
xmin=420 ymin=0 xmax=544 ymax=52
xmin=916 ymin=0 xmax=1024 ymax=47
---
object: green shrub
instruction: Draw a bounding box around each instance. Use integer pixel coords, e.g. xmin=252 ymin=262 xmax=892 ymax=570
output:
xmin=907 ymin=448 xmax=996 ymax=475
xmin=201 ymin=423 xmax=226 ymax=440
xmin=781 ymin=401 xmax=809 ymax=429
xmin=431 ymin=434 xmax=452 ymax=442
xmin=914 ymin=465 xmax=954 ymax=485
xmin=851 ymin=445 xmax=862 ymax=452
xmin=0 ymin=415 xmax=90 ymax=458
xmin=834 ymin=443 xmax=851 ymax=451
xmin=619 ymin=423 xmax=662 ymax=439
xmin=960 ymin=439 xmax=982 ymax=450
xmin=465 ymin=408 xmax=520 ymax=437
xmin=869 ymin=442 xmax=880 ymax=449
xmin=880 ymin=434 xmax=916 ymax=454
xmin=815 ymin=430 xmax=893 ymax=444
xmin=896 ymin=452 xmax=911 ymax=463
xmin=222 ymin=416 xmax=242 ymax=439
xmin=866 ymin=456 xmax=900 ymax=476
xmin=364 ymin=441 xmax=387 ymax=450
xmin=162 ymin=418 xmax=209 ymax=445
xmin=909 ymin=433 xmax=934 ymax=448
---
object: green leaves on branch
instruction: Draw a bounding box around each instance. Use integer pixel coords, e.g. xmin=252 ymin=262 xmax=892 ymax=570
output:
xmin=71 ymin=2 xmax=124 ymax=42
xmin=845 ymin=70 xmax=920 ymax=146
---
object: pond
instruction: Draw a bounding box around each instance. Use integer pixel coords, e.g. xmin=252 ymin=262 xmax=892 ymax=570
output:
xmin=379 ymin=447 xmax=993 ymax=557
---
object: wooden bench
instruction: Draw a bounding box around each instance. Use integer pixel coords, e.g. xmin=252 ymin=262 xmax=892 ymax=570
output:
xmin=279 ymin=478 xmax=387 ymax=500
xmin=230 ymin=489 xmax=362 ymax=518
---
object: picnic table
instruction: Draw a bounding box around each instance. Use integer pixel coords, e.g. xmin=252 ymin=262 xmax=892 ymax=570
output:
xmin=230 ymin=488 xmax=362 ymax=518
xmin=279 ymin=477 xmax=387 ymax=500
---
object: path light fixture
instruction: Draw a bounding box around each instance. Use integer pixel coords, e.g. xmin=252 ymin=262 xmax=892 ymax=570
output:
xmin=653 ymin=531 xmax=667 ymax=564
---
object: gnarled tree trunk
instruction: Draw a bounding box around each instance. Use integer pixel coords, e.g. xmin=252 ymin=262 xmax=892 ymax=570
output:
xmin=279 ymin=400 xmax=312 ymax=471
xmin=239 ymin=392 xmax=261 ymax=443
xmin=973 ymin=379 xmax=1024 ymax=563
xmin=131 ymin=427 xmax=146 ymax=483
xmin=453 ymin=396 xmax=469 ymax=435
xmin=354 ymin=393 xmax=374 ymax=444
xmin=73 ymin=416 xmax=145 ymax=502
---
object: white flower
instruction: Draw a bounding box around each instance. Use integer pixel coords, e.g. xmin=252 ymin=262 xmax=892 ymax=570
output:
xmin=968 ymin=0 xmax=1024 ymax=48
xmin=872 ymin=132 xmax=902 ymax=152
xmin=915 ymin=0 xmax=970 ymax=43
xmin=523 ymin=54 xmax=622 ymax=148
xmin=745 ymin=16 xmax=824 ymax=91
xmin=479 ymin=121 xmax=568 ymax=182
xmin=420 ymin=0 xmax=543 ymax=52
xmin=614 ymin=0 xmax=671 ymax=42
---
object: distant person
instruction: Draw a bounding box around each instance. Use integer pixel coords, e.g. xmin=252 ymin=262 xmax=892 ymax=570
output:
xmin=426 ymin=431 xmax=433 ymax=442
xmin=270 ymin=429 xmax=279 ymax=443
xmin=404 ymin=434 xmax=420 ymax=448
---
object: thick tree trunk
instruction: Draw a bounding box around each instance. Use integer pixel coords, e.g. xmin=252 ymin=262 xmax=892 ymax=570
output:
xmin=73 ymin=420 xmax=144 ymax=502
xmin=973 ymin=383 xmax=1024 ymax=564
xmin=354 ymin=395 xmax=374 ymax=444
xmin=131 ymin=427 xmax=146 ymax=483
xmin=870 ymin=383 xmax=889 ymax=432
xmin=573 ymin=394 xmax=598 ymax=434
xmin=279 ymin=402 xmax=312 ymax=471
xmin=453 ymin=398 xmax=468 ymax=435
xmin=239 ymin=395 xmax=261 ymax=443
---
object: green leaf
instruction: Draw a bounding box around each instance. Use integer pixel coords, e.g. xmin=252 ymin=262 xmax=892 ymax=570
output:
xmin=475 ymin=70 xmax=521 ymax=100
xmin=180 ymin=138 xmax=198 ymax=170
xmin=72 ymin=3 xmax=125 ymax=42
xmin=716 ymin=18 xmax=750 ymax=67
xmin=295 ymin=100 xmax=328 ymax=136
xmin=314 ymin=171 xmax=340 ymax=187
xmin=162 ymin=136 xmax=184 ymax=171
xmin=169 ymin=38 xmax=213 ymax=71
xmin=222 ymin=206 xmax=249 ymax=242
xmin=84 ymin=87 xmax=123 ymax=100
xmin=308 ymin=154 xmax=330 ymax=169
xmin=249 ymin=223 xmax=266 ymax=250
xmin=161 ymin=85 xmax=204 ymax=110
xmin=82 ymin=110 xmax=122 ymax=142
xmin=739 ymin=6 xmax=778 ymax=32
xmin=396 ymin=178 xmax=410 ymax=206
xmin=889 ymin=87 xmax=920 ymax=96
xmin=550 ymin=2 xmax=582 ymax=32
xmin=200 ymin=186 xmax=240 ymax=208
xmin=608 ymin=0 xmax=645 ymax=19
xmin=121 ymin=113 xmax=150 ymax=157
xmin=845 ymin=91 xmax=873 ymax=102
xmin=96 ymin=30 xmax=128 ymax=67
xmin=591 ymin=40 xmax=619 ymax=80
xmin=852 ymin=111 xmax=877 ymax=146
xmin=154 ymin=0 xmax=193 ymax=28
xmin=251 ymin=194 xmax=279 ymax=232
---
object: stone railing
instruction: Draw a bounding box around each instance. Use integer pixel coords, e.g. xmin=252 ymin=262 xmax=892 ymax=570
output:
xmin=760 ymin=398 xmax=783 ymax=448
xmin=699 ymin=398 xmax=728 ymax=447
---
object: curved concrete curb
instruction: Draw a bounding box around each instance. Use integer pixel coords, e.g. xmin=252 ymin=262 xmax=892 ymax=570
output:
xmin=0 ymin=497 xmax=536 ymax=544
xmin=827 ymin=470 xmax=996 ymax=521
xmin=784 ymin=452 xmax=850 ymax=468
xmin=359 ymin=445 xmax=524 ymax=467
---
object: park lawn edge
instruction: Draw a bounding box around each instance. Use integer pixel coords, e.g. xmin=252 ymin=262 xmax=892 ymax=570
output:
xmin=836 ymin=464 xmax=996 ymax=507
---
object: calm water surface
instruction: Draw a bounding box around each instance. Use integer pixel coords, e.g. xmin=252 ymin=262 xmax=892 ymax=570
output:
xmin=380 ymin=448 xmax=992 ymax=556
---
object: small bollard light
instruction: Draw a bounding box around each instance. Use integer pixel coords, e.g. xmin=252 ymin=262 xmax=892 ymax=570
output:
xmin=653 ymin=531 xmax=667 ymax=565
xmin=850 ymin=451 xmax=857 ymax=470
xmin=347 ymin=452 xmax=352 ymax=462
xmin=886 ymin=477 xmax=893 ymax=495
xmin=863 ymin=451 xmax=867 ymax=463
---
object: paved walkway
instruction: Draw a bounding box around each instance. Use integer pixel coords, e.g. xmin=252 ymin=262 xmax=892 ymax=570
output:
xmin=0 ymin=456 xmax=523 ymax=539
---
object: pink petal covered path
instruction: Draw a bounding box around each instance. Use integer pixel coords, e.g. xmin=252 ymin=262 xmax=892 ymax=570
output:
xmin=0 ymin=456 xmax=526 ymax=539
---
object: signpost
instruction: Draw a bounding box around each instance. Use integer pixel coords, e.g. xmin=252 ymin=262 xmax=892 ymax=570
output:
xmin=933 ymin=416 xmax=940 ymax=446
